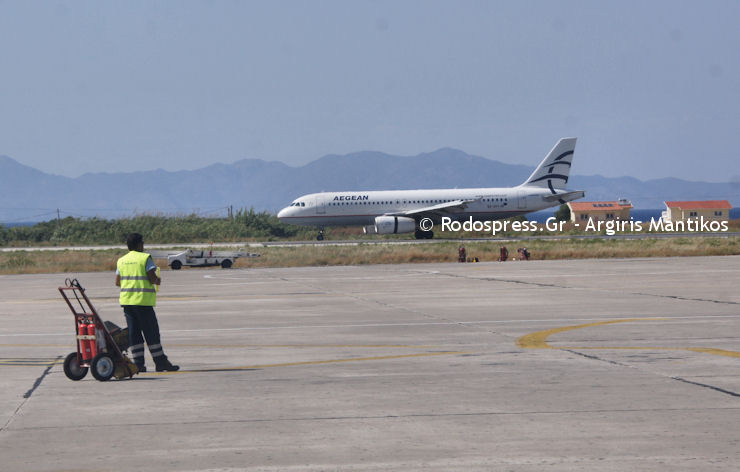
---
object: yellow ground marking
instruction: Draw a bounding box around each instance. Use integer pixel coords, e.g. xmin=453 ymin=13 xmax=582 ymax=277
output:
xmin=1 ymin=345 xmax=459 ymax=371
xmin=516 ymin=318 xmax=665 ymax=349
xmin=169 ymin=343 xmax=439 ymax=349
xmin=143 ymin=351 xmax=468 ymax=375
xmin=516 ymin=318 xmax=740 ymax=358
xmin=1 ymin=299 xmax=62 ymax=304
xmin=2 ymin=296 xmax=199 ymax=304
xmin=0 ymin=343 xmax=70 ymax=348
xmin=684 ymin=347 xmax=740 ymax=358
xmin=0 ymin=343 xmax=437 ymax=349
xmin=0 ymin=358 xmax=63 ymax=366
xmin=156 ymin=296 xmax=202 ymax=301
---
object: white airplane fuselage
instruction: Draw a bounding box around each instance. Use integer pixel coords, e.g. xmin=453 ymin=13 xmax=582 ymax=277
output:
xmin=277 ymin=138 xmax=584 ymax=238
xmin=278 ymin=186 xmax=567 ymax=227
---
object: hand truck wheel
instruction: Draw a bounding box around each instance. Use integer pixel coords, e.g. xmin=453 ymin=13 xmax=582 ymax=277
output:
xmin=63 ymin=352 xmax=88 ymax=381
xmin=91 ymin=353 xmax=116 ymax=381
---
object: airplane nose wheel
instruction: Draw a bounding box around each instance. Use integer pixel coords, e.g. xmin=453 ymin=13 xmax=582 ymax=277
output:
xmin=317 ymin=229 xmax=325 ymax=241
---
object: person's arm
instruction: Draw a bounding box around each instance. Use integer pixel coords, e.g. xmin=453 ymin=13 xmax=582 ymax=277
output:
xmin=115 ymin=274 xmax=121 ymax=287
xmin=147 ymin=268 xmax=161 ymax=286
xmin=145 ymin=256 xmax=161 ymax=285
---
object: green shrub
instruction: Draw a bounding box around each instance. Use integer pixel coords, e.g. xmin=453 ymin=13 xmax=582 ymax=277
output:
xmin=0 ymin=209 xmax=311 ymax=246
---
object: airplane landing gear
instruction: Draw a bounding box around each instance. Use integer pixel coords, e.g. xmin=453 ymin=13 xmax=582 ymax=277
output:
xmin=414 ymin=229 xmax=434 ymax=240
xmin=317 ymin=228 xmax=325 ymax=241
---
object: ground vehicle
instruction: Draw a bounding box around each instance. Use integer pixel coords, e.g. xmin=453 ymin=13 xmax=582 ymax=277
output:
xmin=167 ymin=249 xmax=260 ymax=270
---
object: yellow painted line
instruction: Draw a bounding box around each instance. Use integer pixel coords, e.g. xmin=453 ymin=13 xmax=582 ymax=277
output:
xmin=142 ymin=351 xmax=468 ymax=376
xmin=516 ymin=318 xmax=740 ymax=358
xmin=1 ymin=299 xmax=60 ymax=305
xmin=0 ymin=358 xmax=63 ymax=366
xmin=516 ymin=318 xmax=665 ymax=349
xmin=559 ymin=346 xmax=740 ymax=358
xmin=0 ymin=343 xmax=70 ymax=347
xmin=169 ymin=343 xmax=439 ymax=349
xmin=1 ymin=296 xmax=199 ymax=304
xmin=685 ymin=347 xmax=740 ymax=358
xmin=0 ymin=343 xmax=437 ymax=349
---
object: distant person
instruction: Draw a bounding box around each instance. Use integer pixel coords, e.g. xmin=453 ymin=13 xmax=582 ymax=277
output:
xmin=458 ymin=246 xmax=466 ymax=263
xmin=115 ymin=233 xmax=179 ymax=373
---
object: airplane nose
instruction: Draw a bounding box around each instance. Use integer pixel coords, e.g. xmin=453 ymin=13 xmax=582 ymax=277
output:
xmin=277 ymin=207 xmax=289 ymax=219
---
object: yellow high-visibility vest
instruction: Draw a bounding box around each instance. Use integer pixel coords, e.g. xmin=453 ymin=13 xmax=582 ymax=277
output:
xmin=117 ymin=251 xmax=157 ymax=306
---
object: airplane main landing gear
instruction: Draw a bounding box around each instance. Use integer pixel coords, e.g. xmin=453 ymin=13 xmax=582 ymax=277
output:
xmin=414 ymin=229 xmax=434 ymax=240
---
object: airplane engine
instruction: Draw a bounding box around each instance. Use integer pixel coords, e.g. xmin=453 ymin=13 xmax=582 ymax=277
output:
xmin=374 ymin=216 xmax=416 ymax=234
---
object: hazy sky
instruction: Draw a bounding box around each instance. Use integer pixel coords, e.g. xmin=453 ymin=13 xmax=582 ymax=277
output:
xmin=1 ymin=1 xmax=738 ymax=183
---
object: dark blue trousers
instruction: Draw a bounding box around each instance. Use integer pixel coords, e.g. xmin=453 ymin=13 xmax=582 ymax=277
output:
xmin=123 ymin=305 xmax=165 ymax=366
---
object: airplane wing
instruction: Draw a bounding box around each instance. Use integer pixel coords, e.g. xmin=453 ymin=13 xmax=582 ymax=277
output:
xmin=386 ymin=199 xmax=477 ymax=218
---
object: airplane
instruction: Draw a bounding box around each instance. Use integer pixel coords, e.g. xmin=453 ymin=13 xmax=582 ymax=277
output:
xmin=277 ymin=137 xmax=585 ymax=240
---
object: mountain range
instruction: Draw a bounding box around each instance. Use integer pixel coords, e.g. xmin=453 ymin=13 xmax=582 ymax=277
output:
xmin=1 ymin=150 xmax=738 ymax=222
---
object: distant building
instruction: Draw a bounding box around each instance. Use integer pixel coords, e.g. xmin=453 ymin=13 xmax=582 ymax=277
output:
xmin=662 ymin=200 xmax=732 ymax=223
xmin=567 ymin=199 xmax=633 ymax=223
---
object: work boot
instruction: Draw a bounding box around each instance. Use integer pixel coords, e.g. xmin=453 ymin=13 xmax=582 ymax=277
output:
xmin=155 ymin=357 xmax=179 ymax=372
xmin=136 ymin=365 xmax=147 ymax=373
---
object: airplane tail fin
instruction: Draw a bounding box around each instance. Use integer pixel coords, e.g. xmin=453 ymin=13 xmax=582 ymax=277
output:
xmin=520 ymin=137 xmax=577 ymax=190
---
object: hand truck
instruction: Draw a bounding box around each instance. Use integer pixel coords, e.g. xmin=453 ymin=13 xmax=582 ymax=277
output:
xmin=59 ymin=278 xmax=139 ymax=381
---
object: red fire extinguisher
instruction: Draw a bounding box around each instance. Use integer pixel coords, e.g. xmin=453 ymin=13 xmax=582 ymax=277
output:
xmin=87 ymin=320 xmax=98 ymax=359
xmin=79 ymin=320 xmax=92 ymax=361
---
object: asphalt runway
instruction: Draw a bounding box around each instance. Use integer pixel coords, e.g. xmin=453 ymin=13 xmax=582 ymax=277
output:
xmin=1 ymin=256 xmax=739 ymax=471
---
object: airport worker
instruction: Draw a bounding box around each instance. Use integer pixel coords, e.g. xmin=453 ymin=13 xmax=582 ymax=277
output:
xmin=115 ymin=233 xmax=179 ymax=373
